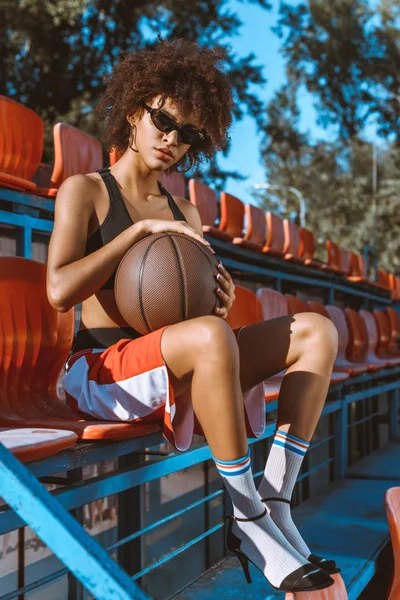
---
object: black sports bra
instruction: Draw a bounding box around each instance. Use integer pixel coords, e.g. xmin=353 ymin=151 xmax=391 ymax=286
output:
xmin=84 ymin=167 xmax=188 ymax=290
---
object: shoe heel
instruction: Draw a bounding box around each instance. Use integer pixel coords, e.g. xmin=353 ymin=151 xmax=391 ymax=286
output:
xmin=234 ymin=549 xmax=252 ymax=584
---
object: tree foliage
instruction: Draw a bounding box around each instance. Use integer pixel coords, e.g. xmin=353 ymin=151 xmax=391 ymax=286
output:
xmin=1 ymin=0 xmax=270 ymax=183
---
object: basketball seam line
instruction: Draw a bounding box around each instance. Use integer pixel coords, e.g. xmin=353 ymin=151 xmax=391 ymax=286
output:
xmin=139 ymin=235 xmax=160 ymax=333
xmin=169 ymin=235 xmax=187 ymax=322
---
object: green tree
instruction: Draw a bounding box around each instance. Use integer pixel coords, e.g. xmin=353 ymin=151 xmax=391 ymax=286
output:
xmin=1 ymin=0 xmax=270 ymax=185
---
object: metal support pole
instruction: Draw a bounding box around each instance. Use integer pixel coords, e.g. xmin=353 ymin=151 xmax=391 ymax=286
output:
xmin=389 ymin=388 xmax=399 ymax=440
xmin=334 ymin=394 xmax=348 ymax=480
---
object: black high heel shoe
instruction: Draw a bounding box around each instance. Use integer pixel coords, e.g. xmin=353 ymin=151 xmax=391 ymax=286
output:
xmin=224 ymin=508 xmax=335 ymax=592
xmin=260 ymin=497 xmax=341 ymax=575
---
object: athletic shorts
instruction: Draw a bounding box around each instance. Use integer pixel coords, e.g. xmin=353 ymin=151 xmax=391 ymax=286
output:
xmin=64 ymin=325 xmax=266 ymax=452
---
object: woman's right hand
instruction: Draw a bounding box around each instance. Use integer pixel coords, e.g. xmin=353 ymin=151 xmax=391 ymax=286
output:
xmin=141 ymin=219 xmax=215 ymax=253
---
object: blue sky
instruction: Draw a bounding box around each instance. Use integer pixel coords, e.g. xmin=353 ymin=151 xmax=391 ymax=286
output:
xmin=219 ymin=0 xmax=332 ymax=206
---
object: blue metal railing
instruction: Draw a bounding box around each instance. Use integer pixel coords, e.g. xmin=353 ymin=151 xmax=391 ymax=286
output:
xmin=0 ymin=187 xmax=399 ymax=599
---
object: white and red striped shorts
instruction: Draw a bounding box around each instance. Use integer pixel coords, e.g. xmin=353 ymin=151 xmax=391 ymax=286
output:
xmin=64 ymin=325 xmax=266 ymax=451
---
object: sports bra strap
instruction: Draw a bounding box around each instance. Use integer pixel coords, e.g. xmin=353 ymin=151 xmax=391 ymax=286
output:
xmin=97 ymin=168 xmax=122 ymax=204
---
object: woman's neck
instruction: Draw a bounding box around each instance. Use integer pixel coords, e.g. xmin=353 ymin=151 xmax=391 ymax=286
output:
xmin=110 ymin=148 xmax=164 ymax=203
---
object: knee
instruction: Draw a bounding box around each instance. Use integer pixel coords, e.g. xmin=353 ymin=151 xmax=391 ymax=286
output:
xmin=297 ymin=313 xmax=338 ymax=360
xmin=192 ymin=316 xmax=239 ymax=359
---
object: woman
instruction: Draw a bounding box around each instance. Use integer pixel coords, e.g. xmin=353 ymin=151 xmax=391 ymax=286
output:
xmin=46 ymin=37 xmax=338 ymax=592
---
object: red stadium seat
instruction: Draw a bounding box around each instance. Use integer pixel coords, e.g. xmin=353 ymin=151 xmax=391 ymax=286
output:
xmin=0 ymin=96 xmax=44 ymax=192
xmin=262 ymin=212 xmax=286 ymax=257
xmin=0 ymin=257 xmax=162 ymax=440
xmin=188 ymin=179 xmax=232 ymax=241
xmin=373 ymin=310 xmax=400 ymax=362
xmin=377 ymin=269 xmax=391 ymax=291
xmin=299 ymin=228 xmax=326 ymax=270
xmin=324 ymin=306 xmax=367 ymax=375
xmin=109 ymin=148 xmax=123 ymax=165
xmin=283 ymin=220 xmax=304 ymax=264
xmin=285 ymin=573 xmax=348 ymax=599
xmin=219 ymin=192 xmax=264 ymax=251
xmin=384 ymin=487 xmax=400 ymax=600
xmin=359 ymin=310 xmax=392 ymax=369
xmin=233 ymin=203 xmax=266 ymax=252
xmin=325 ymin=241 xmax=341 ymax=273
xmin=347 ymin=252 xmax=369 ymax=284
xmin=344 ymin=308 xmax=383 ymax=371
xmin=0 ymin=428 xmax=77 ymax=463
xmin=286 ymin=294 xmax=308 ymax=314
xmin=36 ymin=123 xmax=103 ymax=197
xmin=386 ymin=307 xmax=400 ymax=354
xmin=226 ymin=285 xmax=280 ymax=401
xmin=339 ymin=248 xmax=351 ymax=276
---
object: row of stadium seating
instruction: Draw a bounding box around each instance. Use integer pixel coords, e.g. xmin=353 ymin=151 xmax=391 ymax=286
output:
xmin=1 ymin=94 xmax=399 ymax=300
xmin=0 ymin=255 xmax=399 ymax=455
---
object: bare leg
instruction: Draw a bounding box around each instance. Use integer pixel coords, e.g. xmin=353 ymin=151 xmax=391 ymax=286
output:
xmin=236 ymin=313 xmax=338 ymax=441
xmin=161 ymin=315 xmax=247 ymax=460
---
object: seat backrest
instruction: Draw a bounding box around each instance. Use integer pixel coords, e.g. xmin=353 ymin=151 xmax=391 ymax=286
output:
xmin=325 ymin=305 xmax=348 ymax=360
xmin=159 ymin=170 xmax=186 ymax=198
xmin=359 ymin=310 xmax=379 ymax=353
xmin=225 ymin=285 xmax=261 ymax=330
xmin=283 ymin=220 xmax=301 ymax=256
xmin=339 ymin=248 xmax=351 ymax=275
xmin=265 ymin=212 xmax=285 ymax=254
xmin=373 ymin=309 xmax=391 ymax=355
xmin=243 ymin=203 xmax=266 ymax=246
xmin=256 ymin=287 xmax=288 ymax=320
xmin=219 ymin=192 xmax=245 ymax=238
xmin=286 ymin=294 xmax=308 ymax=314
xmin=0 ymin=96 xmax=44 ymax=182
xmin=384 ymin=487 xmax=400 ymax=600
xmin=189 ymin=179 xmax=218 ymax=227
xmin=326 ymin=241 xmax=341 ymax=271
xmin=386 ymin=307 xmax=400 ymax=352
xmin=0 ymin=257 xmax=75 ymax=403
xmin=377 ymin=269 xmax=391 ymax=290
xmin=307 ymin=300 xmax=330 ymax=318
xmin=285 ymin=573 xmax=348 ymax=599
xmin=349 ymin=252 xmax=367 ymax=279
xmin=50 ymin=123 xmax=103 ymax=189
xmin=299 ymin=227 xmax=316 ymax=260
xmin=344 ymin=308 xmax=368 ymax=363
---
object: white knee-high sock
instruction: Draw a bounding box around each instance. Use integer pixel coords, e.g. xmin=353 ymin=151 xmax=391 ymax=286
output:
xmin=257 ymin=429 xmax=312 ymax=558
xmin=213 ymin=448 xmax=312 ymax=589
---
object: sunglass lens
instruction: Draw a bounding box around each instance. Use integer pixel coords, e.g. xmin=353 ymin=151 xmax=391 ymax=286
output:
xmin=153 ymin=111 xmax=174 ymax=133
xmin=180 ymin=126 xmax=202 ymax=145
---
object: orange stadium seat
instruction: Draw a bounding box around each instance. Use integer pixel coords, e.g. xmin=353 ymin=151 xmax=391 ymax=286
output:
xmin=384 ymin=487 xmax=400 ymax=600
xmin=285 ymin=573 xmax=348 ymax=599
xmin=286 ymin=294 xmax=308 ymax=314
xmin=377 ymin=269 xmax=391 ymax=291
xmin=219 ymin=192 xmax=265 ymax=251
xmin=0 ymin=96 xmax=44 ymax=192
xmin=299 ymin=227 xmax=326 ymax=270
xmin=188 ymin=179 xmax=232 ymax=241
xmin=109 ymin=148 xmax=123 ymax=165
xmin=347 ymin=252 xmax=369 ymax=284
xmin=325 ymin=241 xmax=341 ymax=273
xmin=283 ymin=220 xmax=304 ymax=264
xmin=324 ymin=306 xmax=367 ymax=375
xmin=359 ymin=310 xmax=392 ymax=369
xmin=0 ymin=257 xmax=162 ymax=440
xmin=262 ymin=212 xmax=285 ymax=257
xmin=386 ymin=307 xmax=400 ymax=354
xmin=233 ymin=203 xmax=266 ymax=252
xmin=0 ymin=428 xmax=77 ymax=463
xmin=339 ymin=248 xmax=351 ymax=276
xmin=344 ymin=308 xmax=384 ymax=372
xmin=36 ymin=123 xmax=103 ymax=197
xmin=226 ymin=285 xmax=280 ymax=401
xmin=373 ymin=310 xmax=400 ymax=362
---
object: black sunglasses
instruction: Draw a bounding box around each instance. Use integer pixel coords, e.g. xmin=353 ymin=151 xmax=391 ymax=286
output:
xmin=143 ymin=104 xmax=206 ymax=146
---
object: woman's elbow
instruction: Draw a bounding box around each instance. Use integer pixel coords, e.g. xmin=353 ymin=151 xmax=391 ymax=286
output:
xmin=46 ymin=280 xmax=71 ymax=313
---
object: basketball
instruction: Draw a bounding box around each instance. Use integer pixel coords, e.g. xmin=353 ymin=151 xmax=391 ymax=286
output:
xmin=114 ymin=232 xmax=222 ymax=335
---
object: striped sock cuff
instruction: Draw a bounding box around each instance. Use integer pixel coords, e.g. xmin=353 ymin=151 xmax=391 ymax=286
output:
xmin=273 ymin=429 xmax=310 ymax=457
xmin=213 ymin=448 xmax=251 ymax=477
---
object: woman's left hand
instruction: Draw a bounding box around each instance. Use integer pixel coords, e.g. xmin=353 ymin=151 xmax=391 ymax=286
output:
xmin=214 ymin=261 xmax=235 ymax=319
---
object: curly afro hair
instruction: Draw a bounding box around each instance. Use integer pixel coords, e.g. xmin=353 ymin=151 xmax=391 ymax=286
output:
xmin=94 ymin=36 xmax=233 ymax=169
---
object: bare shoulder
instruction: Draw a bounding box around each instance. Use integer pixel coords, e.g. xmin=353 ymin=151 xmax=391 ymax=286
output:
xmin=173 ymin=195 xmax=203 ymax=236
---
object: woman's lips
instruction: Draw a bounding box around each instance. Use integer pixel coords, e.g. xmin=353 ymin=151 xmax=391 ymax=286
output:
xmin=154 ymin=148 xmax=172 ymax=162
